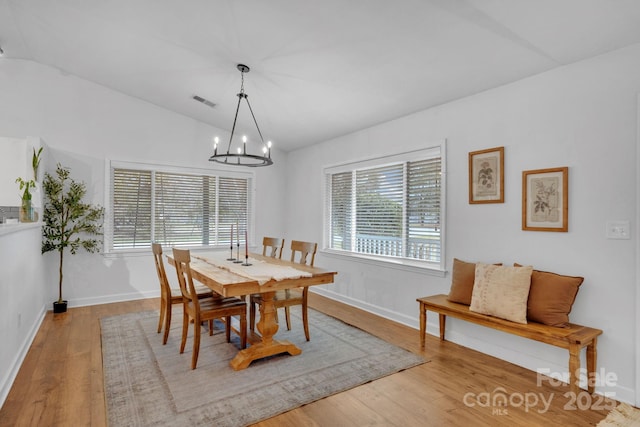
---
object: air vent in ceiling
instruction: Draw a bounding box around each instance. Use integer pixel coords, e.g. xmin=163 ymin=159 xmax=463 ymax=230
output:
xmin=192 ymin=95 xmax=216 ymax=108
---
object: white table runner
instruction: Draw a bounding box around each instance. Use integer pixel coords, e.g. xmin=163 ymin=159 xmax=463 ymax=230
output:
xmin=193 ymin=252 xmax=312 ymax=285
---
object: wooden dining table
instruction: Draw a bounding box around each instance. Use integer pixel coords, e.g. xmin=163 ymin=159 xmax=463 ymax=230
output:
xmin=167 ymin=251 xmax=336 ymax=370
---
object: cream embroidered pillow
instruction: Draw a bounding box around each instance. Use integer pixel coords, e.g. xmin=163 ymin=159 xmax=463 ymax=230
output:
xmin=469 ymin=263 xmax=533 ymax=324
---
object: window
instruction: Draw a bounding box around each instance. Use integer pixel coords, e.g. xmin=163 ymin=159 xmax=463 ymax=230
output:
xmin=107 ymin=162 xmax=253 ymax=252
xmin=324 ymin=143 xmax=445 ymax=270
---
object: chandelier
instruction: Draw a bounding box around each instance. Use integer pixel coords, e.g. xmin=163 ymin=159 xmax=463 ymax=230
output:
xmin=209 ymin=64 xmax=273 ymax=167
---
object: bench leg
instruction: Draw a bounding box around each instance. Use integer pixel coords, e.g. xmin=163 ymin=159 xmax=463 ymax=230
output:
xmin=439 ymin=314 xmax=446 ymax=341
xmin=586 ymin=337 xmax=598 ymax=394
xmin=419 ymin=302 xmax=426 ymax=348
xmin=568 ymin=343 xmax=581 ymax=395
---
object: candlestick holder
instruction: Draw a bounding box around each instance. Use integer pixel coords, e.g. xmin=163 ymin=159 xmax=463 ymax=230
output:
xmin=233 ymin=243 xmax=242 ymax=263
xmin=227 ymin=244 xmax=236 ymax=261
xmin=242 ymin=255 xmax=252 ymax=266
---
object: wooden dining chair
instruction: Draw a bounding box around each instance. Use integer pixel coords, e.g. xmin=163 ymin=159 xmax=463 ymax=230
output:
xmin=152 ymin=243 xmax=214 ymax=345
xmin=262 ymin=236 xmax=284 ymax=259
xmin=172 ymin=248 xmax=247 ymax=369
xmin=250 ymin=240 xmax=317 ymax=341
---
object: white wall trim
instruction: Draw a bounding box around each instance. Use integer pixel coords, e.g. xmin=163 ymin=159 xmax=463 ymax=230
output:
xmin=635 ymin=93 xmax=640 ymax=407
xmin=0 ymin=304 xmax=46 ymax=409
xmin=311 ymin=287 xmax=417 ymax=328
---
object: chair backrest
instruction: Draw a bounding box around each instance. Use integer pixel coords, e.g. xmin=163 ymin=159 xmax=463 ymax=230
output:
xmin=152 ymin=243 xmax=171 ymax=299
xmin=262 ymin=237 xmax=284 ymax=259
xmin=290 ymin=240 xmax=317 ymax=267
xmin=172 ymin=248 xmax=198 ymax=304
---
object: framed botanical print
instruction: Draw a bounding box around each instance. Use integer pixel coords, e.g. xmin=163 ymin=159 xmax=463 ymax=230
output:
xmin=522 ymin=167 xmax=568 ymax=232
xmin=469 ymin=146 xmax=504 ymax=204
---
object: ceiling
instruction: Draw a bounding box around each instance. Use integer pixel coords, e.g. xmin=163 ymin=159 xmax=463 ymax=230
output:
xmin=3 ymin=0 xmax=640 ymax=152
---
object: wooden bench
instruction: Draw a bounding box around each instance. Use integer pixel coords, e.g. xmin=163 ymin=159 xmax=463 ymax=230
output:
xmin=417 ymin=294 xmax=603 ymax=395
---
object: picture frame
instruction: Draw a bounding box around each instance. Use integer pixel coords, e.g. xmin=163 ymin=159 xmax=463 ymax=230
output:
xmin=469 ymin=146 xmax=504 ymax=204
xmin=522 ymin=167 xmax=568 ymax=232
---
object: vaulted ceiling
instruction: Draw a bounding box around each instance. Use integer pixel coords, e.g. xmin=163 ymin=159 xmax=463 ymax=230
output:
xmin=3 ymin=0 xmax=640 ymax=152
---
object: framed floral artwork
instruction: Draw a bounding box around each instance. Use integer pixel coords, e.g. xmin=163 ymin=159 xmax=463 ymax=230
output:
xmin=522 ymin=167 xmax=568 ymax=232
xmin=469 ymin=146 xmax=504 ymax=204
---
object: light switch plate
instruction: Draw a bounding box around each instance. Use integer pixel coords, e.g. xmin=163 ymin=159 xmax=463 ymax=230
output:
xmin=606 ymin=220 xmax=630 ymax=239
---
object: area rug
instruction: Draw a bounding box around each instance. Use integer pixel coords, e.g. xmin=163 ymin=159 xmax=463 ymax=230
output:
xmin=598 ymin=403 xmax=640 ymax=426
xmin=101 ymin=308 xmax=426 ymax=427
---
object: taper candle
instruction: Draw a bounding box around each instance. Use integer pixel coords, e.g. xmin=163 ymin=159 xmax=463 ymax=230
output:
xmin=245 ymin=229 xmax=248 ymax=257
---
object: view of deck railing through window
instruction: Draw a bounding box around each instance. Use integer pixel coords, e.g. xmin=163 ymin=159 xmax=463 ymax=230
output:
xmin=324 ymin=143 xmax=444 ymax=268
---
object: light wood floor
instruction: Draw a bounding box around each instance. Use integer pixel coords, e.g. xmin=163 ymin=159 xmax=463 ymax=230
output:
xmin=0 ymin=293 xmax=614 ymax=426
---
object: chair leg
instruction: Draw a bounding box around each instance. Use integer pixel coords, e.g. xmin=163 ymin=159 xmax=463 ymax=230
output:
xmin=225 ymin=316 xmax=231 ymax=342
xmin=162 ymin=303 xmax=172 ymax=345
xmin=192 ymin=317 xmax=201 ymax=369
xmin=240 ymin=313 xmax=247 ymax=349
xmin=284 ymin=307 xmax=292 ymax=330
xmin=209 ymin=319 xmax=213 ymax=336
xmin=302 ymin=288 xmax=310 ymax=341
xmin=157 ymin=298 xmax=166 ymax=333
xmin=302 ymin=302 xmax=310 ymax=341
xmin=180 ymin=311 xmax=188 ymax=354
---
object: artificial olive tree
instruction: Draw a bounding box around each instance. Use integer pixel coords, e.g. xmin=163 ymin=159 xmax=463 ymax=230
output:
xmin=42 ymin=163 xmax=104 ymax=312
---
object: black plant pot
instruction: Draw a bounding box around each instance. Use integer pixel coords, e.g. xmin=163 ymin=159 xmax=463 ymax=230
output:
xmin=53 ymin=300 xmax=68 ymax=313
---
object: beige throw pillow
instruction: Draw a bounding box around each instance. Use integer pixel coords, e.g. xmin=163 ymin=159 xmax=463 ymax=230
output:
xmin=469 ymin=263 xmax=533 ymax=324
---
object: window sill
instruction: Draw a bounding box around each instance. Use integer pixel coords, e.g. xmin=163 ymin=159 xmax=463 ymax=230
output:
xmin=319 ymin=249 xmax=446 ymax=277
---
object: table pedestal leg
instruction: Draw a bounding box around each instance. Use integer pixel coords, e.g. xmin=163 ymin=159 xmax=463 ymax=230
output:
xmin=230 ymin=290 xmax=301 ymax=370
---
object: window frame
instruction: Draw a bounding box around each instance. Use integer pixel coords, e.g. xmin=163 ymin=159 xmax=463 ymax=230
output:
xmin=104 ymin=160 xmax=255 ymax=255
xmin=322 ymin=141 xmax=446 ymax=273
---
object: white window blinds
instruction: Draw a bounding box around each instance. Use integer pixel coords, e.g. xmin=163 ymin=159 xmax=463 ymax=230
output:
xmin=112 ymin=169 xmax=152 ymax=249
xmin=325 ymin=143 xmax=444 ymax=267
xmin=108 ymin=164 xmax=252 ymax=251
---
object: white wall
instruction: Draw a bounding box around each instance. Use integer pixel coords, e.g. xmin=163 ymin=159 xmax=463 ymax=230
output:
xmin=0 ymin=224 xmax=47 ymax=406
xmin=0 ymin=59 xmax=288 ymax=308
xmin=286 ymin=44 xmax=640 ymax=404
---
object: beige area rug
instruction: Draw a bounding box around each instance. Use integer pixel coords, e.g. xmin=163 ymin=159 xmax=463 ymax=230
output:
xmin=598 ymin=403 xmax=640 ymax=426
xmin=101 ymin=308 xmax=426 ymax=427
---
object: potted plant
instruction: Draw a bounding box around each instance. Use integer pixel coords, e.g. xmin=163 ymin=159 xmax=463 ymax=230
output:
xmin=41 ymin=163 xmax=105 ymax=313
xmin=15 ymin=147 xmax=44 ymax=222
xmin=15 ymin=177 xmax=37 ymax=222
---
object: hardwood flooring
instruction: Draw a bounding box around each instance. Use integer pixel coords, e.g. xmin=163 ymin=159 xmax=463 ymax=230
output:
xmin=0 ymin=294 xmax=613 ymax=426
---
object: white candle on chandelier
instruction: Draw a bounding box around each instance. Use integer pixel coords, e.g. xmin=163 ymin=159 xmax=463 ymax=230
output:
xmin=242 ymin=135 xmax=247 ymax=154
xmin=267 ymin=140 xmax=272 ymax=158
xmin=213 ymin=136 xmax=219 ymax=155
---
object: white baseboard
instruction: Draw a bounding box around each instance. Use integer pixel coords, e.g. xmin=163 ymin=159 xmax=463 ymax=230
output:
xmin=67 ymin=290 xmax=160 ymax=308
xmin=311 ymin=288 xmax=417 ymax=328
xmin=0 ymin=304 xmax=47 ymax=409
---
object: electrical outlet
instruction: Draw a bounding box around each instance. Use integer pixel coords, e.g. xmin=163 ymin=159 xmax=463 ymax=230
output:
xmin=606 ymin=220 xmax=630 ymax=239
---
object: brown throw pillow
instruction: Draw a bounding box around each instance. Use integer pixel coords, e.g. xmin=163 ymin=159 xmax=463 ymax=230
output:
xmin=447 ymin=258 xmax=477 ymax=305
xmin=515 ymin=263 xmax=584 ymax=327
xmin=448 ymin=258 xmax=502 ymax=305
